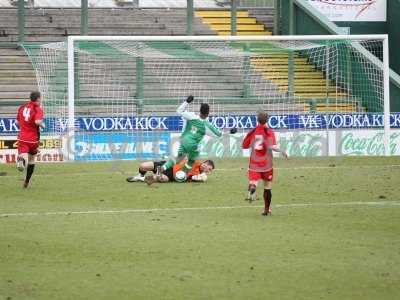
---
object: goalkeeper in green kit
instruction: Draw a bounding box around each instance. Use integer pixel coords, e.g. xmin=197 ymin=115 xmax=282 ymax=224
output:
xmin=160 ymin=95 xmax=235 ymax=173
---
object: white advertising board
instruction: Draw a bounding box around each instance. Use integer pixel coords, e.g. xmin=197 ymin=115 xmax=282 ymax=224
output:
xmin=307 ymin=0 xmax=387 ymax=22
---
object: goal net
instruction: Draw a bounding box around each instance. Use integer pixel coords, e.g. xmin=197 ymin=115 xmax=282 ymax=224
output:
xmin=22 ymin=35 xmax=390 ymax=161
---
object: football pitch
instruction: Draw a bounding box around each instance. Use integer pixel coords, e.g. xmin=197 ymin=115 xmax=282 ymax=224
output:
xmin=0 ymin=157 xmax=399 ymax=300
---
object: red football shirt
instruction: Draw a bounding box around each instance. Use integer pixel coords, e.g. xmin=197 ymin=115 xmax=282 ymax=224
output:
xmin=242 ymin=124 xmax=276 ymax=172
xmin=17 ymin=101 xmax=44 ymax=143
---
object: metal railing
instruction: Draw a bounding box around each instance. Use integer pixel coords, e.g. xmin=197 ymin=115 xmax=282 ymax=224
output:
xmin=216 ymin=0 xmax=274 ymax=7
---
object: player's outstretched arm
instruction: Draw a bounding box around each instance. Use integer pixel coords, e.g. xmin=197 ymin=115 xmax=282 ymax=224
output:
xmin=271 ymin=145 xmax=289 ymax=159
xmin=176 ymin=95 xmax=197 ymax=120
xmin=186 ymin=95 xmax=194 ymax=103
xmin=35 ymin=119 xmax=45 ymax=129
xmin=204 ymin=121 xmax=222 ymax=138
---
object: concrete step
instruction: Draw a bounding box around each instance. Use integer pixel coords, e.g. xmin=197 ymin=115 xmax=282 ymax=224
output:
xmin=1 ymin=31 xmax=220 ymax=42
xmin=0 ymin=105 xmax=21 ymax=117
xmin=0 ymin=16 xmax=165 ymax=23
xmin=70 ymin=90 xmax=244 ymax=98
xmin=23 ymin=77 xmax=246 ymax=87
xmin=0 ymin=84 xmax=37 ymax=92
xmin=0 ymin=23 xmax=170 ymax=30
xmin=0 ymin=77 xmax=36 ymax=84
xmin=0 ymin=63 xmax=34 ymax=70
xmin=0 ymin=8 xmax=189 ymax=16
xmin=0 ymin=16 xmax=199 ymax=24
xmin=1 ymin=26 xmax=176 ymax=34
xmin=0 ymin=36 xmax=66 ymax=42
xmin=253 ymin=16 xmax=274 ymax=22
xmin=26 ymin=70 xmax=246 ymax=79
xmin=0 ymin=91 xmax=33 ymax=99
xmin=0 ymin=49 xmax=27 ymax=55
xmin=0 ymin=70 xmax=36 ymax=77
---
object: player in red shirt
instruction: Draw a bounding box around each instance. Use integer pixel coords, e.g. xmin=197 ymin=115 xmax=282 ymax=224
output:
xmin=16 ymin=91 xmax=45 ymax=188
xmin=242 ymin=112 xmax=288 ymax=216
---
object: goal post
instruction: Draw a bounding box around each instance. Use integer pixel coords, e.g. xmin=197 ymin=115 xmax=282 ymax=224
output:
xmin=67 ymin=38 xmax=75 ymax=161
xmin=382 ymin=36 xmax=390 ymax=157
xmin=24 ymin=34 xmax=391 ymax=161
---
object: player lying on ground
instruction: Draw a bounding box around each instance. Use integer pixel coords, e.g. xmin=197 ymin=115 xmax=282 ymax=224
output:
xmin=242 ymin=111 xmax=288 ymax=216
xmin=126 ymin=158 xmax=215 ymax=184
xmin=15 ymin=91 xmax=45 ymax=188
xmin=159 ymin=95 xmax=236 ymax=174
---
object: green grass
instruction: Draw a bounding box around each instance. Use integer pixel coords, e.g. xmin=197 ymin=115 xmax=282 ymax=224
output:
xmin=1 ymin=157 xmax=400 ymax=300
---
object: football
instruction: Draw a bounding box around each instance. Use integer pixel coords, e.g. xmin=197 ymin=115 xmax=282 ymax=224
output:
xmin=174 ymin=170 xmax=187 ymax=182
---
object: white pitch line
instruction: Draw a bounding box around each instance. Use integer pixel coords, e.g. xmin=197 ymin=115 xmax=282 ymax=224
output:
xmin=1 ymin=164 xmax=400 ymax=178
xmin=217 ymin=164 xmax=400 ymax=171
xmin=1 ymin=201 xmax=399 ymax=218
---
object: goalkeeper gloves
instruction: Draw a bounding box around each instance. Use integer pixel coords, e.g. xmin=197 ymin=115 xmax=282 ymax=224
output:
xmin=186 ymin=95 xmax=194 ymax=103
xmin=191 ymin=173 xmax=208 ymax=182
xmin=229 ymin=128 xmax=237 ymax=134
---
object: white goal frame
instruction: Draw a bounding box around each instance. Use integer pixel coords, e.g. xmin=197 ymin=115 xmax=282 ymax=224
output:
xmin=67 ymin=34 xmax=390 ymax=159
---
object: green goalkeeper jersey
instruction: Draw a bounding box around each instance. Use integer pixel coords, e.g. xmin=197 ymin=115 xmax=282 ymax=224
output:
xmin=177 ymin=102 xmax=222 ymax=148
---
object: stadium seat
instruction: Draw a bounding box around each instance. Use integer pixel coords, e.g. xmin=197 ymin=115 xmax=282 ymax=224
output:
xmin=195 ymin=9 xmax=362 ymax=113
xmin=0 ymin=6 xmax=362 ymax=116
xmin=0 ymin=7 xmax=216 ymax=116
xmin=195 ymin=10 xmax=271 ymax=36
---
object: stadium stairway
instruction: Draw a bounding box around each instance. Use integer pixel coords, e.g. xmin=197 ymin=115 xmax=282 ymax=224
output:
xmin=0 ymin=7 xmax=361 ymax=117
xmin=0 ymin=48 xmax=37 ymax=116
xmin=195 ymin=9 xmax=360 ymax=113
xmin=0 ymin=7 xmax=216 ymax=116
xmin=195 ymin=10 xmax=272 ymax=36
xmin=0 ymin=8 xmax=215 ymax=43
xmin=0 ymin=7 xmax=301 ymax=117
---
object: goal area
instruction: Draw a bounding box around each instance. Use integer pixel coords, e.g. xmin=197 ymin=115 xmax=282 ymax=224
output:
xmin=22 ymin=35 xmax=390 ymax=161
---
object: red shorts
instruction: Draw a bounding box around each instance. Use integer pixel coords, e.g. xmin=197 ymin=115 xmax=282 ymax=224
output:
xmin=248 ymin=169 xmax=273 ymax=182
xmin=18 ymin=141 xmax=39 ymax=155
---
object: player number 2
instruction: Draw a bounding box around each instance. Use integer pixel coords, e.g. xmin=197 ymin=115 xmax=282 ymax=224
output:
xmin=22 ymin=107 xmax=31 ymax=122
xmin=254 ymin=135 xmax=264 ymax=150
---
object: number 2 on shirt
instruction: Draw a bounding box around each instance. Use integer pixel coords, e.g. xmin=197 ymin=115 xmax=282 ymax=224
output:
xmin=254 ymin=135 xmax=264 ymax=150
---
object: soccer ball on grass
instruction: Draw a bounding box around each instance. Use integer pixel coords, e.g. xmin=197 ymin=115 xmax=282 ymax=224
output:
xmin=174 ymin=170 xmax=187 ymax=183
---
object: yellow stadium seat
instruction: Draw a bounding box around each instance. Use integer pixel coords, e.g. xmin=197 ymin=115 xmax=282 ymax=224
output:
xmin=195 ymin=11 xmax=249 ymax=18
xmin=196 ymin=9 xmax=359 ymax=112
xmin=201 ymin=17 xmax=257 ymax=25
xmin=209 ymin=24 xmax=265 ymax=31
